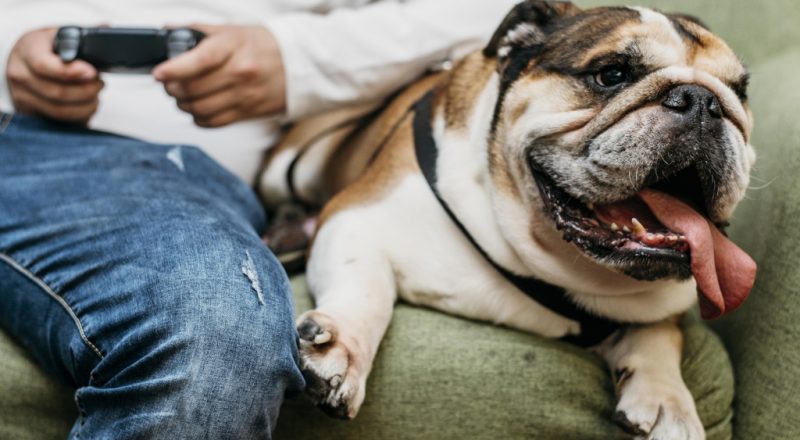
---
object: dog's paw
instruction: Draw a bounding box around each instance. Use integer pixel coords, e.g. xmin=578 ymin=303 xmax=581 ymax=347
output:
xmin=296 ymin=310 xmax=366 ymax=419
xmin=613 ymin=372 xmax=704 ymax=440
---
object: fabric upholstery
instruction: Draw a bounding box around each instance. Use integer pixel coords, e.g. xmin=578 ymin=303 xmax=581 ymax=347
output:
xmin=0 ymin=330 xmax=74 ymax=440
xmin=711 ymin=48 xmax=800 ymax=440
xmin=275 ymin=278 xmax=733 ymax=440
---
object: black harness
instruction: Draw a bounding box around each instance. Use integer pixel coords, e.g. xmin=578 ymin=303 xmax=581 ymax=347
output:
xmin=412 ymin=91 xmax=622 ymax=347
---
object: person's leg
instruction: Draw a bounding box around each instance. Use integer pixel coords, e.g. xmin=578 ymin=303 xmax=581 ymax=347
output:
xmin=0 ymin=113 xmax=304 ymax=439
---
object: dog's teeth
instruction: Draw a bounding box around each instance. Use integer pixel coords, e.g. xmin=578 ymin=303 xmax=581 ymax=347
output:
xmin=666 ymin=234 xmax=678 ymax=243
xmin=631 ymin=218 xmax=647 ymax=236
xmin=649 ymin=233 xmax=665 ymax=245
xmin=610 ymin=222 xmax=619 ymax=231
xmin=623 ymin=225 xmax=631 ymax=233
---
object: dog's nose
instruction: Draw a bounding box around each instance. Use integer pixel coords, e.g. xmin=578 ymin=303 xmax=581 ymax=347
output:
xmin=661 ymin=84 xmax=722 ymax=119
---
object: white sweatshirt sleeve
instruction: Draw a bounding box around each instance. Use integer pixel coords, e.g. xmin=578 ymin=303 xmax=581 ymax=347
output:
xmin=265 ymin=0 xmax=517 ymax=121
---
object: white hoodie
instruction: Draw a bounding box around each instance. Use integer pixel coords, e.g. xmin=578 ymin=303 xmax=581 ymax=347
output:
xmin=0 ymin=0 xmax=516 ymax=183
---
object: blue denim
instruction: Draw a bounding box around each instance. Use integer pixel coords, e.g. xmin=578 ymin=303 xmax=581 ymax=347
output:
xmin=0 ymin=112 xmax=305 ymax=439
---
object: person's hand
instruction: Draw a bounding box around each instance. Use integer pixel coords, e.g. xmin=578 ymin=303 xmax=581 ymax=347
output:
xmin=153 ymin=24 xmax=286 ymax=128
xmin=6 ymin=28 xmax=103 ymax=123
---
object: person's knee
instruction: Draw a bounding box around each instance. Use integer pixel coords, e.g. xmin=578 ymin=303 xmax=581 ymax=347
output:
xmin=159 ymin=245 xmax=303 ymax=393
xmin=83 ymin=245 xmax=303 ymax=437
xmin=131 ymin=218 xmax=299 ymax=371
xmin=177 ymin=290 xmax=303 ymax=432
xmin=177 ymin=263 xmax=302 ymax=432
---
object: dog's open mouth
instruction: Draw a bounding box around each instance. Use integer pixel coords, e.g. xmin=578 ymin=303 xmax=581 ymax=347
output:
xmin=532 ymin=168 xmax=699 ymax=271
xmin=531 ymin=165 xmax=757 ymax=320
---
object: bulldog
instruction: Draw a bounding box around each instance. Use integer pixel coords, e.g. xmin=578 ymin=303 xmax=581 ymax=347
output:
xmin=259 ymin=1 xmax=757 ymax=438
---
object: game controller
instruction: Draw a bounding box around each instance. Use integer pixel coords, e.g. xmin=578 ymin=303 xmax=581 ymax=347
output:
xmin=53 ymin=26 xmax=205 ymax=73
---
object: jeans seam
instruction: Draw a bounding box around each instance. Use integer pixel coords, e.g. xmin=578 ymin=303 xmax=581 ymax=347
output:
xmin=0 ymin=252 xmax=105 ymax=360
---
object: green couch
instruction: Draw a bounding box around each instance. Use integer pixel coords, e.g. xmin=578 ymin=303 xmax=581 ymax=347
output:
xmin=2 ymin=0 xmax=799 ymax=438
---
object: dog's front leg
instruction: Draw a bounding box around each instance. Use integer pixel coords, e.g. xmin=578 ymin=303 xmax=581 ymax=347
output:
xmin=295 ymin=215 xmax=397 ymax=419
xmin=597 ymin=320 xmax=705 ymax=440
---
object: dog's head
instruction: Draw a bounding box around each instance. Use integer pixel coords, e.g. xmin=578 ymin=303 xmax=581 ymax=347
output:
xmin=483 ymin=1 xmax=755 ymax=317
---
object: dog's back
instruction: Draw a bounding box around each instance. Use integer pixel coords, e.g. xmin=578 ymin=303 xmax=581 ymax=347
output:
xmin=258 ymin=72 xmax=443 ymax=211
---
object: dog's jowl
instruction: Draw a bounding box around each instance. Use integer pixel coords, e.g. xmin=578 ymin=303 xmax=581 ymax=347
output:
xmin=262 ymin=2 xmax=756 ymax=438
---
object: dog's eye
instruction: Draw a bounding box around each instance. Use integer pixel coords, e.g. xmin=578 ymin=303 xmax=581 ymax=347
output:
xmin=594 ymin=66 xmax=630 ymax=87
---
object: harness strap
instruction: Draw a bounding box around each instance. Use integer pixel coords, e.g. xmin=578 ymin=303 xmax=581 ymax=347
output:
xmin=412 ymin=91 xmax=622 ymax=347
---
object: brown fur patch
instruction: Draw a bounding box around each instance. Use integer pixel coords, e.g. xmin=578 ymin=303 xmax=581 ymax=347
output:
xmin=323 ymin=74 xmax=445 ymax=196
xmin=488 ymin=132 xmax=522 ymax=200
xmin=317 ymin=74 xmax=446 ymax=227
xmin=443 ymin=53 xmax=496 ymax=129
xmin=535 ymin=8 xmax=640 ymax=71
xmin=318 ymin=115 xmax=417 ymax=227
xmin=687 ymin=23 xmax=746 ymax=85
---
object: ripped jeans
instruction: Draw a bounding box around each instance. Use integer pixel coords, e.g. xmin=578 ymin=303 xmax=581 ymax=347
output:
xmin=0 ymin=113 xmax=304 ymax=439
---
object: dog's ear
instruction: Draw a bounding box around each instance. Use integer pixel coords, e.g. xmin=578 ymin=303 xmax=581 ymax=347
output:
xmin=668 ymin=13 xmax=710 ymax=31
xmin=484 ymin=1 xmax=581 ymax=58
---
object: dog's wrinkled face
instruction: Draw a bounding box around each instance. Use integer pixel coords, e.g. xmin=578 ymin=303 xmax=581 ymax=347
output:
xmin=486 ymin=1 xmax=755 ymax=281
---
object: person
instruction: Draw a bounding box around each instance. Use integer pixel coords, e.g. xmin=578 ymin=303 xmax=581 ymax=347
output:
xmin=0 ymin=0 xmax=517 ymax=438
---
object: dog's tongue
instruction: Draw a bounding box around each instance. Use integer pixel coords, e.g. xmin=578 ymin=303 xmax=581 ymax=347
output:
xmin=639 ymin=189 xmax=756 ymax=319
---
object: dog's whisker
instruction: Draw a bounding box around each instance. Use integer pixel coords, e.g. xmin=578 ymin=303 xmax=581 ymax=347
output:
xmin=747 ymin=176 xmax=777 ymax=190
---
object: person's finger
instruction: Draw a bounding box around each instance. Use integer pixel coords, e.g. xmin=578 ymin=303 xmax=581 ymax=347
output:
xmin=176 ymin=86 xmax=239 ymax=118
xmin=193 ymin=107 xmax=244 ymax=128
xmin=163 ymin=66 xmax=237 ymax=100
xmin=152 ymin=32 xmax=233 ymax=82
xmin=165 ymin=23 xmax=220 ymax=34
xmin=12 ymin=64 xmax=104 ymax=104
xmin=11 ymin=86 xmax=98 ymax=123
xmin=23 ymin=49 xmax=97 ymax=82
xmin=186 ymin=23 xmax=220 ymax=34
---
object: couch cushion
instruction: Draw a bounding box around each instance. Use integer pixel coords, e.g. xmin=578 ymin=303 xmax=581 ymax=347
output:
xmin=276 ymin=277 xmax=733 ymax=440
xmin=711 ymin=48 xmax=800 ymax=440
xmin=0 ymin=330 xmax=75 ymax=440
